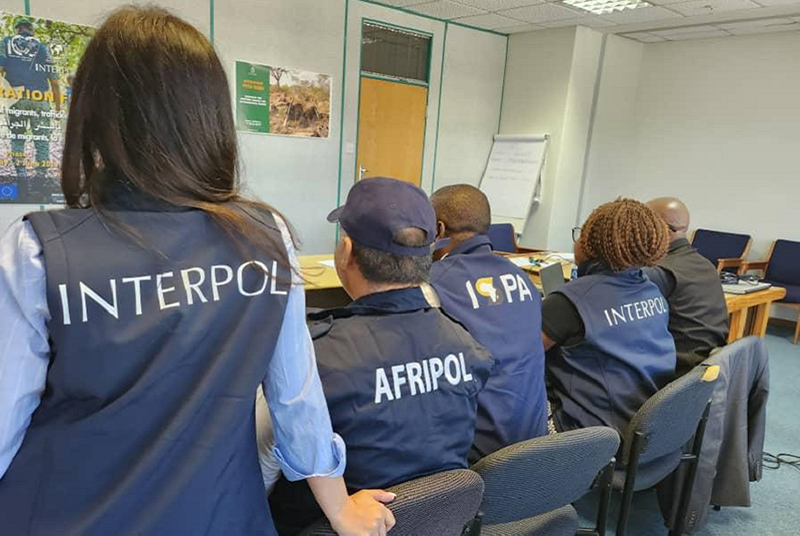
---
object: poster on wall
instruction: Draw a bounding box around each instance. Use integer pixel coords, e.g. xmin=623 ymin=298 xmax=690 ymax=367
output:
xmin=235 ymin=60 xmax=331 ymax=138
xmin=0 ymin=13 xmax=93 ymax=205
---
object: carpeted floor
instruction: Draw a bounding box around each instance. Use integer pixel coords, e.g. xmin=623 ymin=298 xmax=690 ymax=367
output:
xmin=575 ymin=325 xmax=800 ymax=535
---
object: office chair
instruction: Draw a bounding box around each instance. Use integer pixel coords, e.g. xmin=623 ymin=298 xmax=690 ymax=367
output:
xmin=614 ymin=365 xmax=718 ymax=536
xmin=656 ymin=337 xmax=769 ymax=534
xmin=691 ymin=229 xmax=752 ymax=274
xmin=486 ymin=223 xmax=544 ymax=254
xmin=487 ymin=223 xmax=518 ymax=253
xmin=472 ymin=427 xmax=620 ymax=536
xmin=740 ymin=239 xmax=800 ymax=343
xmin=299 ymin=469 xmax=484 ymax=536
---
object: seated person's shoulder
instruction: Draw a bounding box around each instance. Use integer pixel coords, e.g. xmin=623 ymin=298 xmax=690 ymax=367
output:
xmin=542 ymin=291 xmax=585 ymax=347
xmin=643 ymin=265 xmax=676 ymax=298
xmin=307 ymin=314 xmax=334 ymax=340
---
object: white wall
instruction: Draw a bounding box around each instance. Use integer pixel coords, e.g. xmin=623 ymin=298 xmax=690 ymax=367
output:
xmin=432 ymin=24 xmax=506 ymax=191
xmin=580 ymin=34 xmax=643 ymax=222
xmin=0 ymin=0 xmax=506 ymax=253
xmin=546 ymin=26 xmax=602 ymax=252
xmin=500 ymin=27 xmax=577 ymax=249
xmin=499 ymin=26 xmax=604 ymax=251
xmin=215 ymin=0 xmax=346 ymax=254
xmin=583 ymin=30 xmax=800 ymax=263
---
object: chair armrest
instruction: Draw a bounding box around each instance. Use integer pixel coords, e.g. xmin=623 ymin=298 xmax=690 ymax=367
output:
xmin=738 ymin=260 xmax=769 ymax=276
xmin=716 ymin=258 xmax=743 ymax=273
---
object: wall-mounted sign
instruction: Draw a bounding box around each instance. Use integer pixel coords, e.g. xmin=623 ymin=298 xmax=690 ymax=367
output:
xmin=235 ymin=60 xmax=331 ymax=139
xmin=0 ymin=12 xmax=93 ymax=205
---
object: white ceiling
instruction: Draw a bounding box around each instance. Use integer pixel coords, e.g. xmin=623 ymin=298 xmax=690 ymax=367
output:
xmin=375 ymin=0 xmax=800 ymax=42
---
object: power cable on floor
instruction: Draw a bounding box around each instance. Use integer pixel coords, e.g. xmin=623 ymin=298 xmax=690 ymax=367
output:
xmin=763 ymin=452 xmax=800 ymax=472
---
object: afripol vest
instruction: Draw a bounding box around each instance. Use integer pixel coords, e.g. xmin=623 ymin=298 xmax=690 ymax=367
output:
xmin=549 ymin=264 xmax=676 ymax=434
xmin=658 ymin=239 xmax=730 ymax=376
xmin=430 ymin=234 xmax=548 ymax=461
xmin=269 ymin=287 xmax=493 ymax=535
xmin=0 ymin=203 xmax=290 ymax=535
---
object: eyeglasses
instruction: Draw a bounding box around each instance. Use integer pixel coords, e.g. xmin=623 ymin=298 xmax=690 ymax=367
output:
xmin=572 ymin=227 xmax=582 ymax=243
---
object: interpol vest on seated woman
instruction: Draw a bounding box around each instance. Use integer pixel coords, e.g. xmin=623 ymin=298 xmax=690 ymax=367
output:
xmin=0 ymin=7 xmax=394 ymax=536
xmin=541 ymin=198 xmax=678 ymax=435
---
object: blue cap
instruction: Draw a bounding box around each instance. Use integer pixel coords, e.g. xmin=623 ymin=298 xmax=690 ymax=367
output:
xmin=328 ymin=177 xmax=436 ymax=257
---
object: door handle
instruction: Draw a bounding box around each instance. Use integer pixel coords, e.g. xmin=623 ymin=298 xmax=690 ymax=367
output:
xmin=359 ymin=166 xmax=368 ymax=181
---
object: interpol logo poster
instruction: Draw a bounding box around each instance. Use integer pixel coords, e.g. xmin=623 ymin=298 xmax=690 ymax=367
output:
xmin=236 ymin=60 xmax=331 ymax=138
xmin=0 ymin=13 xmax=92 ymax=205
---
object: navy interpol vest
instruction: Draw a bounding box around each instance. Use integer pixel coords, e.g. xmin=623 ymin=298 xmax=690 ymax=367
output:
xmin=0 ymin=205 xmax=289 ymax=535
xmin=270 ymin=287 xmax=493 ymax=534
xmin=431 ymin=235 xmax=548 ymax=461
xmin=549 ymin=266 xmax=676 ymax=434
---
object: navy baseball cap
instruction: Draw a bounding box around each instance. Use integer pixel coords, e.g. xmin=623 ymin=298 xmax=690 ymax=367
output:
xmin=328 ymin=177 xmax=436 ymax=257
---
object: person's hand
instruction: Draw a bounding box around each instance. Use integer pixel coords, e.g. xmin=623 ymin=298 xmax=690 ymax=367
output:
xmin=329 ymin=489 xmax=396 ymax=536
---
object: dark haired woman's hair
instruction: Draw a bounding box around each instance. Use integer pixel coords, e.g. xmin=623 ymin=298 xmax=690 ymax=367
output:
xmin=62 ymin=6 xmax=292 ymax=267
xmin=579 ymin=198 xmax=669 ymax=272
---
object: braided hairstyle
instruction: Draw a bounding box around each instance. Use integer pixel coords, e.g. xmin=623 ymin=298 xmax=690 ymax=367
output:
xmin=578 ymin=198 xmax=670 ymax=272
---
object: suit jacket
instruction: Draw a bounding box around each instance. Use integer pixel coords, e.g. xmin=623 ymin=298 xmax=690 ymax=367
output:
xmin=657 ymin=336 xmax=769 ymax=533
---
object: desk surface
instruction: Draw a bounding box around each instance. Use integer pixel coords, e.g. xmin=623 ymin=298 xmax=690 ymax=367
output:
xmin=298 ymin=254 xmax=341 ymax=290
xmin=298 ymin=253 xmax=787 ymax=316
xmin=298 ymin=252 xmax=574 ymax=291
xmin=724 ymin=286 xmax=786 ymax=312
xmin=501 ymin=252 xmax=574 ymax=281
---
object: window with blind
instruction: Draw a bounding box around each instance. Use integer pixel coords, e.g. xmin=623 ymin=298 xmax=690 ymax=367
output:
xmin=361 ymin=22 xmax=432 ymax=84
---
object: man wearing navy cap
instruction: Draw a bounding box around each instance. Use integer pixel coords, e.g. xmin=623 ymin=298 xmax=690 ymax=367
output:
xmin=429 ymin=184 xmax=548 ymax=462
xmin=268 ymin=177 xmax=493 ymax=535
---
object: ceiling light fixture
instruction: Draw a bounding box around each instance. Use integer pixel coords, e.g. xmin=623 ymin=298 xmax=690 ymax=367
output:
xmin=562 ymin=0 xmax=652 ymax=16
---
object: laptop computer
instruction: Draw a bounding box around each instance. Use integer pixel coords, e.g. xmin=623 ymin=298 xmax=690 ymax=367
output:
xmin=540 ymin=263 xmax=567 ymax=297
xmin=721 ymin=281 xmax=772 ymax=295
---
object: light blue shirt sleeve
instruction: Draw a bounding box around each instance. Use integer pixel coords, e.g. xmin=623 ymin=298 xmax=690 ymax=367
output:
xmin=0 ymin=219 xmax=50 ymax=481
xmin=257 ymin=216 xmax=346 ymax=485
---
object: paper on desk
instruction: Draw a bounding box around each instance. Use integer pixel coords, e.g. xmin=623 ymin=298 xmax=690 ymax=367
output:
xmin=318 ymin=260 xmax=336 ymax=268
xmin=548 ymin=252 xmax=575 ymax=262
xmin=510 ymin=258 xmax=556 ymax=269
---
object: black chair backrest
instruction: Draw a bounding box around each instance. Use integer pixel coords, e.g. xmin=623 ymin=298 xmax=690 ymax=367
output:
xmin=300 ymin=469 xmax=484 ymax=536
xmin=692 ymin=229 xmax=751 ymax=266
xmin=622 ymin=364 xmax=718 ymax=466
xmin=767 ymin=239 xmax=800 ymax=285
xmin=472 ymin=427 xmax=620 ymax=525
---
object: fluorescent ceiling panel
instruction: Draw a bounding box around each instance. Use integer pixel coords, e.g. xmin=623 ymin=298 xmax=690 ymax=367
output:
xmin=597 ymin=5 xmax=682 ymax=23
xmin=563 ymin=0 xmax=653 ymax=16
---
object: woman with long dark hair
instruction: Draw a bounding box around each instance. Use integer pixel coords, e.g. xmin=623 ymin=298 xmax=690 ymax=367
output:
xmin=0 ymin=7 xmax=394 ymax=535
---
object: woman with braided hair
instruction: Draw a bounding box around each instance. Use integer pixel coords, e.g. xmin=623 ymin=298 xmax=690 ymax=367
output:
xmin=541 ymin=198 xmax=677 ymax=435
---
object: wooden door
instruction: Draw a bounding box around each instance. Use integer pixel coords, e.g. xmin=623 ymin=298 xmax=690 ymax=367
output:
xmin=356 ymin=77 xmax=427 ymax=186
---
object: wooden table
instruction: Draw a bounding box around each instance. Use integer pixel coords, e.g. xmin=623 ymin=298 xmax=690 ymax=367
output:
xmin=299 ymin=253 xmax=786 ymax=343
xmin=724 ymin=286 xmax=786 ymax=342
xmin=502 ymin=252 xmax=573 ymax=290
xmin=298 ymin=254 xmax=349 ymax=308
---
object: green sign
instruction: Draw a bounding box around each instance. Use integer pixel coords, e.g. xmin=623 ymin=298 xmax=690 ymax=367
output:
xmin=236 ymin=61 xmax=271 ymax=134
